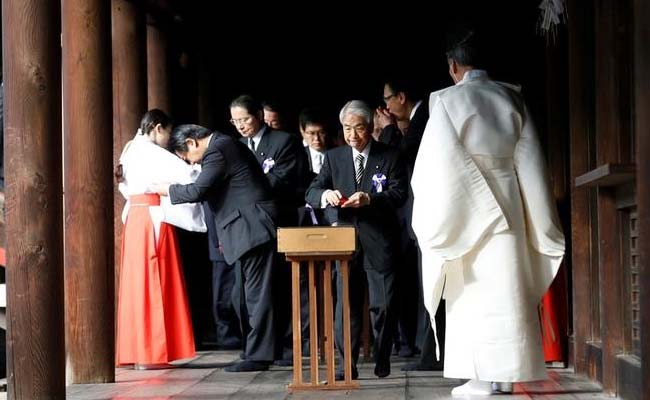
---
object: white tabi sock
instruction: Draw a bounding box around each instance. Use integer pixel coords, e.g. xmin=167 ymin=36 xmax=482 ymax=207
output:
xmin=451 ymin=379 xmax=494 ymax=396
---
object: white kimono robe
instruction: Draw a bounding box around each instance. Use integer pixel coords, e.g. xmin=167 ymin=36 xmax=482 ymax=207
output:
xmin=411 ymin=70 xmax=565 ymax=382
xmin=119 ymin=134 xmax=206 ymax=238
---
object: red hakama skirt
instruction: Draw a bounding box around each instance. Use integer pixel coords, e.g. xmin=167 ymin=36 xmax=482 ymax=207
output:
xmin=116 ymin=194 xmax=195 ymax=365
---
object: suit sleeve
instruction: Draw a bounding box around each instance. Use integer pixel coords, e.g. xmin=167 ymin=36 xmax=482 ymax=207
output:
xmin=305 ymin=152 xmax=333 ymax=208
xmin=379 ymin=124 xmax=402 ymax=147
xmin=169 ymin=147 xmax=226 ymax=204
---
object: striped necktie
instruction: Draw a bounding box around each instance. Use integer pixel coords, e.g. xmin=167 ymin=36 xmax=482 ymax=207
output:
xmin=248 ymin=137 xmax=256 ymax=152
xmin=355 ymin=153 xmax=365 ymax=186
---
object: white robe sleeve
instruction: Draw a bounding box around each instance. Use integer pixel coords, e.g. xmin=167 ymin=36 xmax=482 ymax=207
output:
xmin=118 ymin=137 xmax=207 ymax=233
xmin=514 ymin=107 xmax=565 ymax=299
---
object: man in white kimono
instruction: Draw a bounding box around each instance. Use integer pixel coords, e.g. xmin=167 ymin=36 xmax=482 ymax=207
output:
xmin=411 ymin=30 xmax=565 ymax=396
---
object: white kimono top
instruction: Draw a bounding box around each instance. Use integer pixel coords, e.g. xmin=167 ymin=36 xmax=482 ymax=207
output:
xmin=411 ymin=70 xmax=565 ymax=382
xmin=118 ymin=134 xmax=206 ymax=240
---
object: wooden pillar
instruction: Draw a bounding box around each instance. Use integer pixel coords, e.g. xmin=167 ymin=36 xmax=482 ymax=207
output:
xmin=2 ymin=1 xmax=65 ymax=397
xmin=147 ymin=14 xmax=170 ymax=114
xmin=62 ymin=0 xmax=115 ymax=383
xmin=594 ymin=0 xmax=632 ymax=393
xmin=567 ymin=0 xmax=596 ymax=376
xmin=112 ymin=0 xmax=147 ymax=296
xmin=633 ymin=0 xmax=650 ymax=398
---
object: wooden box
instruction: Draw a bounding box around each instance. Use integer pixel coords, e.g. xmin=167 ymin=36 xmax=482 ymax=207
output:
xmin=277 ymin=227 xmax=356 ymax=254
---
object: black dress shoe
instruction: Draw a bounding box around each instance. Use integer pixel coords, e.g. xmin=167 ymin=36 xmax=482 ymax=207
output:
xmin=335 ymin=367 xmax=359 ymax=381
xmin=374 ymin=361 xmax=391 ymax=378
xmin=273 ymin=359 xmax=293 ymax=367
xmin=224 ymin=360 xmax=270 ymax=372
xmin=400 ymin=362 xmax=442 ymax=371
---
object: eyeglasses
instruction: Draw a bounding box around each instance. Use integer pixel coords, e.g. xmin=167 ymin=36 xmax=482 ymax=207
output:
xmin=230 ymin=116 xmax=254 ymax=126
xmin=304 ymin=130 xmax=327 ymax=137
xmin=383 ymin=93 xmax=397 ymax=102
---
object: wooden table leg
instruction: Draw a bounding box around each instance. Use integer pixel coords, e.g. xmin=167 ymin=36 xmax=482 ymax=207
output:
xmin=323 ymin=260 xmax=336 ymax=385
xmin=341 ymin=259 xmax=354 ymax=384
xmin=308 ymin=261 xmax=319 ymax=385
xmin=291 ymin=261 xmax=303 ymax=387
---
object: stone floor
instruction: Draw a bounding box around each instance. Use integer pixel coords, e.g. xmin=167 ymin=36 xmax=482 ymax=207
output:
xmin=64 ymin=350 xmax=611 ymax=400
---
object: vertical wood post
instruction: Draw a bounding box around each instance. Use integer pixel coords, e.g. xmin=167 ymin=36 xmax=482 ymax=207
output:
xmin=594 ymin=0 xmax=633 ymax=393
xmin=567 ymin=0 xmax=596 ymax=375
xmin=633 ymin=0 xmax=650 ymax=398
xmin=147 ymin=14 xmax=170 ymax=113
xmin=111 ymin=0 xmax=147 ymax=302
xmin=2 ymin=0 xmax=65 ymax=397
xmin=62 ymin=0 xmax=115 ymax=383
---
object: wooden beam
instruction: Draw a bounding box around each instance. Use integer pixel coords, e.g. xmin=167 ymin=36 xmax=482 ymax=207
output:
xmin=633 ymin=0 xmax=650 ymax=398
xmin=567 ymin=0 xmax=596 ymax=376
xmin=62 ymin=0 xmax=115 ymax=383
xmin=575 ymin=163 xmax=636 ymax=187
xmin=147 ymin=13 xmax=170 ymax=114
xmin=111 ymin=0 xmax=148 ymax=309
xmin=2 ymin=0 xmax=65 ymax=397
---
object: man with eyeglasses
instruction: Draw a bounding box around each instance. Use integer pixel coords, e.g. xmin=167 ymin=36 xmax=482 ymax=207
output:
xmin=376 ymin=77 xmax=446 ymax=372
xmin=230 ymin=94 xmax=310 ymax=366
xmin=306 ymin=100 xmax=407 ymax=380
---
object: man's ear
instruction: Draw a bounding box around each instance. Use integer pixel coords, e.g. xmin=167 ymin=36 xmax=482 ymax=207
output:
xmin=397 ymin=92 xmax=407 ymax=105
xmin=185 ymin=138 xmax=196 ymax=148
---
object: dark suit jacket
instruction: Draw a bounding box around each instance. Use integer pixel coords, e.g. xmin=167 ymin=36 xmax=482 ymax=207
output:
xmin=379 ymin=99 xmax=429 ymax=240
xmin=240 ymin=126 xmax=309 ymax=225
xmin=305 ymin=141 xmax=408 ymax=271
xmin=379 ymin=98 xmax=429 ymax=171
xmin=299 ymin=145 xmax=334 ymax=226
xmin=169 ymin=132 xmax=278 ymax=265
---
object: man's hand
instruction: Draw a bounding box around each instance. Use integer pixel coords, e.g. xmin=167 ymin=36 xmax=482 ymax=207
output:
xmin=341 ymin=191 xmax=371 ymax=208
xmin=374 ymin=107 xmax=396 ymax=129
xmin=149 ymin=183 xmax=171 ymax=196
xmin=324 ymin=189 xmax=343 ymax=207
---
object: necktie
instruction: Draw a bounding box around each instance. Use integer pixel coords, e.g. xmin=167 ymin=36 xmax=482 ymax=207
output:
xmin=248 ymin=138 xmax=256 ymax=152
xmin=355 ymin=153 xmax=365 ymax=186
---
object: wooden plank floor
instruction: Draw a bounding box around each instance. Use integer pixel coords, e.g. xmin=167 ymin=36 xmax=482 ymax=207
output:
xmin=63 ymin=350 xmax=611 ymax=399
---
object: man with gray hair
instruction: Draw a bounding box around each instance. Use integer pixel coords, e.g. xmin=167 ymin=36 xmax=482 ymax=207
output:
xmin=306 ymin=100 xmax=408 ymax=380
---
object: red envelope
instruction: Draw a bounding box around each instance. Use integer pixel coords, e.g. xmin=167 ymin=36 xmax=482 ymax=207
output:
xmin=338 ymin=196 xmax=348 ymax=206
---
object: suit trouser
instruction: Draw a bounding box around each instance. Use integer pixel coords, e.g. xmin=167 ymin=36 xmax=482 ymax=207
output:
xmin=415 ymin=245 xmax=445 ymax=367
xmin=231 ymin=242 xmax=276 ymax=362
xmin=335 ymin=253 xmax=396 ymax=369
xmin=212 ymin=260 xmax=242 ymax=347
xmin=395 ymin=238 xmax=420 ymax=352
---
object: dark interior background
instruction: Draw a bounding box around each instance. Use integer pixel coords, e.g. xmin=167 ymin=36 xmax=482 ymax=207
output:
xmin=165 ymin=0 xmax=550 ymax=138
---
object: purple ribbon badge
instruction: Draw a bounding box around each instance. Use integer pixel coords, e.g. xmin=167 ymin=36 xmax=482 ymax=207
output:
xmin=372 ymin=173 xmax=387 ymax=193
xmin=262 ymin=157 xmax=275 ymax=174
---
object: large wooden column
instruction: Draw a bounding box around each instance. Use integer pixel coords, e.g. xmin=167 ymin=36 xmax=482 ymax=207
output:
xmin=147 ymin=14 xmax=170 ymax=113
xmin=594 ymin=0 xmax=633 ymax=393
xmin=633 ymin=0 xmax=650 ymax=398
xmin=2 ymin=1 xmax=65 ymax=397
xmin=62 ymin=0 xmax=115 ymax=383
xmin=112 ymin=0 xmax=147 ymax=290
xmin=567 ymin=0 xmax=596 ymax=377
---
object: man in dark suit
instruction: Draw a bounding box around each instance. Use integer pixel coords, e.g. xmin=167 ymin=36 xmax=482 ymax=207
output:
xmin=306 ymin=100 xmax=408 ymax=379
xmin=230 ymin=95 xmax=309 ymax=364
xmin=152 ymin=124 xmax=277 ymax=372
xmin=377 ymin=77 xmax=444 ymax=371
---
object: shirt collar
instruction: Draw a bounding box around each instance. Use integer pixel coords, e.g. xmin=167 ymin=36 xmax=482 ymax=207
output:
xmin=250 ymin=125 xmax=267 ymax=145
xmin=458 ymin=69 xmax=489 ymax=85
xmin=351 ymin=141 xmax=371 ymax=164
xmin=409 ymin=100 xmax=423 ymax=121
